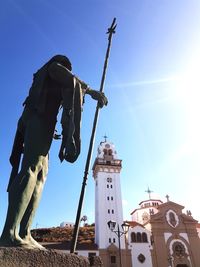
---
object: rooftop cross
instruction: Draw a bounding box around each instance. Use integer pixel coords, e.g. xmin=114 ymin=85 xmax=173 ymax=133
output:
xmin=145 ymin=187 xmax=153 ymax=199
xmin=166 ymin=194 xmax=170 ymax=202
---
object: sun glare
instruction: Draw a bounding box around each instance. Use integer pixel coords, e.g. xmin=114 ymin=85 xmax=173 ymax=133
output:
xmin=174 ymin=60 xmax=200 ymax=152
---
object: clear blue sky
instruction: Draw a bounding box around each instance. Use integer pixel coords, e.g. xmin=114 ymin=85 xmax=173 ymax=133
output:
xmin=1 ymin=0 xmax=200 ymax=231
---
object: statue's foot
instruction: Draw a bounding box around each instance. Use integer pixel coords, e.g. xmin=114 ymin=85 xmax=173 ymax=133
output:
xmin=0 ymin=235 xmax=35 ymax=249
xmin=22 ymin=235 xmax=46 ymax=250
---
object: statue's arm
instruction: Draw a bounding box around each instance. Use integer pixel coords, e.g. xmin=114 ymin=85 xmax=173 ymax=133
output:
xmin=48 ymin=62 xmax=89 ymax=95
xmin=48 ymin=62 xmax=74 ymax=86
xmin=84 ymin=89 xmax=108 ymax=108
xmin=48 ymin=61 xmax=108 ymax=107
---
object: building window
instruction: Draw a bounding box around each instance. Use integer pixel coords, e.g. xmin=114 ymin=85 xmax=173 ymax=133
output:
xmin=109 ymin=238 xmax=111 ymax=243
xmin=112 ymin=209 xmax=114 ymax=214
xmin=108 ymin=209 xmax=110 ymax=214
xmin=88 ymin=252 xmax=96 ymax=257
xmin=131 ymin=232 xmax=136 ymax=242
xmin=88 ymin=252 xmax=96 ymax=265
xmin=113 ymin=238 xmax=116 ymax=243
xmin=136 ymin=232 xmax=142 ymax=242
xmin=169 ymin=212 xmax=177 ymax=227
xmin=107 ymin=196 xmax=109 ymax=200
xmin=111 ymin=185 xmax=113 ymax=188
xmin=107 ymin=177 xmax=112 ymax=183
xmin=108 ymin=149 xmax=112 ymax=156
xmin=107 ymin=184 xmax=109 ymax=188
xmin=138 ymin=254 xmax=146 ymax=263
xmin=111 ymin=196 xmax=113 ymax=200
xmin=110 ymin=256 xmax=116 ymax=264
xmin=142 ymin=232 xmax=148 ymax=242
xmin=142 ymin=212 xmax=150 ymax=222
xmin=131 ymin=232 xmax=148 ymax=243
xmin=104 ymin=149 xmax=108 ymax=155
xmin=149 ymin=209 xmax=154 ymax=215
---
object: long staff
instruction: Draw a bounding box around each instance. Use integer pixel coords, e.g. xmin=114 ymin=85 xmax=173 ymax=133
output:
xmin=70 ymin=18 xmax=117 ymax=253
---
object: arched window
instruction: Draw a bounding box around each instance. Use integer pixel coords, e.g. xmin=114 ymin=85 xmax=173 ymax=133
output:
xmin=131 ymin=232 xmax=148 ymax=243
xmin=108 ymin=149 xmax=113 ymax=155
xmin=136 ymin=232 xmax=142 ymax=242
xmin=107 ymin=177 xmax=112 ymax=183
xmin=131 ymin=232 xmax=136 ymax=242
xmin=169 ymin=212 xmax=176 ymax=227
xmin=142 ymin=232 xmax=148 ymax=242
xmin=103 ymin=149 xmax=108 ymax=155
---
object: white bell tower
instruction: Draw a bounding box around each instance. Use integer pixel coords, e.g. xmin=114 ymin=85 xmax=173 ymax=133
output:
xmin=92 ymin=138 xmax=125 ymax=249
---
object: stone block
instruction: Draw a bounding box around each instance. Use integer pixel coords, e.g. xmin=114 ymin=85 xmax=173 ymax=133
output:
xmin=0 ymin=247 xmax=89 ymax=267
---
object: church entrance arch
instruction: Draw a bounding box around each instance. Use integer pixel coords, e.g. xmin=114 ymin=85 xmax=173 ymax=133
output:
xmin=171 ymin=241 xmax=191 ymax=267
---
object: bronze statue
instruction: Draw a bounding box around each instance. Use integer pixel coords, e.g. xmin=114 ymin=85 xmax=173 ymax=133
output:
xmin=0 ymin=55 xmax=107 ymax=249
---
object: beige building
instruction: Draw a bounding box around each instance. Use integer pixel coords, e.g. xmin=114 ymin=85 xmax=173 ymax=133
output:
xmin=150 ymin=200 xmax=200 ymax=267
xmin=129 ymin=194 xmax=200 ymax=267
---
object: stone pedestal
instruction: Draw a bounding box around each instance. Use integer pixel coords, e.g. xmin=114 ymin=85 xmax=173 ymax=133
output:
xmin=0 ymin=247 xmax=89 ymax=267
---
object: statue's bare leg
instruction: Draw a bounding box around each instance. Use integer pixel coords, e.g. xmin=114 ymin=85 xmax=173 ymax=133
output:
xmin=19 ymin=156 xmax=48 ymax=250
xmin=0 ymin=164 xmax=39 ymax=249
xmin=0 ymin=113 xmax=53 ymax=249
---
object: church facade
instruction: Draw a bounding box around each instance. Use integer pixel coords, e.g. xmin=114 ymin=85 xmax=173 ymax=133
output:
xmin=129 ymin=197 xmax=200 ymax=267
xmin=92 ymin=139 xmax=200 ymax=267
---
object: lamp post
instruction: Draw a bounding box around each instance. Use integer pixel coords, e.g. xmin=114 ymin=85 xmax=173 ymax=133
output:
xmin=107 ymin=220 xmax=130 ymax=267
xmin=168 ymin=255 xmax=173 ymax=267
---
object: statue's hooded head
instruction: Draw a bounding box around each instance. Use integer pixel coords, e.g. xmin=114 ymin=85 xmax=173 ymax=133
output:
xmin=46 ymin=54 xmax=72 ymax=71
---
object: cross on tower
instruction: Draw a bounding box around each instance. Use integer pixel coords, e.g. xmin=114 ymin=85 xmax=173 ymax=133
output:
xmin=103 ymin=134 xmax=108 ymax=142
xmin=166 ymin=194 xmax=170 ymax=202
xmin=145 ymin=187 xmax=153 ymax=199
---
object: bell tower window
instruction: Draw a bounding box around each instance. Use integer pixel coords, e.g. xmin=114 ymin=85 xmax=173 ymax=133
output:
xmin=103 ymin=149 xmax=108 ymax=155
xmin=107 ymin=177 xmax=112 ymax=183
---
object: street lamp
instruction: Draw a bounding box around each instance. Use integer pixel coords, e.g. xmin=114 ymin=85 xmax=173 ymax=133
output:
xmin=107 ymin=220 xmax=130 ymax=267
xmin=168 ymin=255 xmax=173 ymax=267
